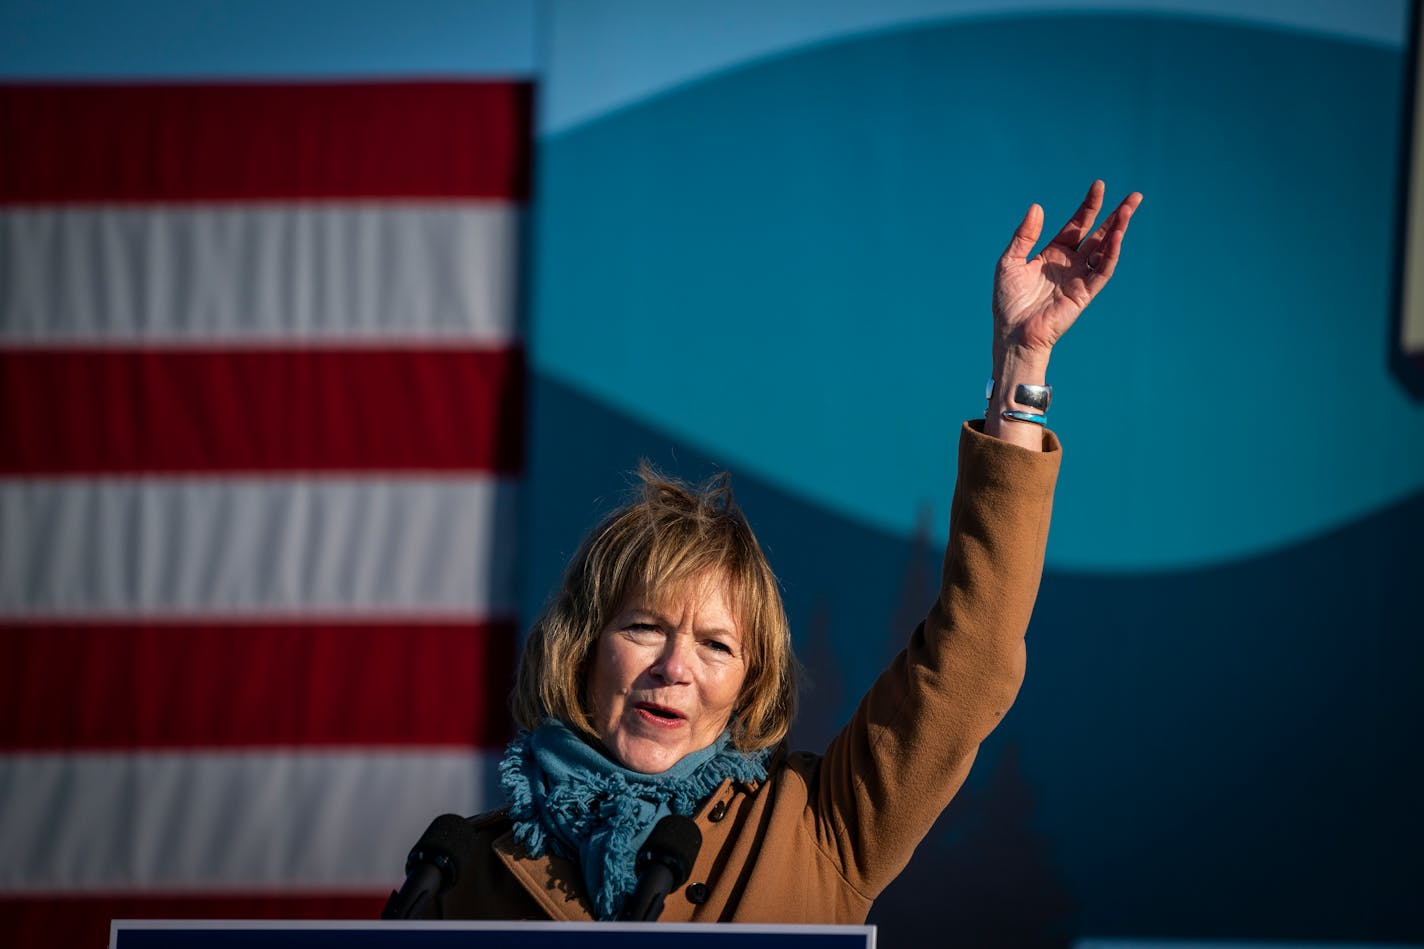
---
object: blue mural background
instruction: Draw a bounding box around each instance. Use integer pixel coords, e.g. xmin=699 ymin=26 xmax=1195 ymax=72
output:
xmin=7 ymin=0 xmax=1421 ymax=944
xmin=524 ymin=6 xmax=1424 ymax=945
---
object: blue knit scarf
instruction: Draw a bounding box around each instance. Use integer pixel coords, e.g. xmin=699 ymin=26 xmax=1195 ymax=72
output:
xmin=499 ymin=719 xmax=769 ymax=920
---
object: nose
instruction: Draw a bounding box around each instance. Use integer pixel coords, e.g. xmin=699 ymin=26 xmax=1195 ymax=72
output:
xmin=652 ymin=633 xmax=694 ymax=684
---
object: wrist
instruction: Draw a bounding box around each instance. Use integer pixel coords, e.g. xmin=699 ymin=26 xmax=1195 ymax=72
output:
xmin=990 ymin=344 xmax=1050 ymax=385
xmin=983 ymin=356 xmax=1053 ymax=450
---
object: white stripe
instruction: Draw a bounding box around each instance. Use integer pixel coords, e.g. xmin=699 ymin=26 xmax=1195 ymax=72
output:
xmin=0 ymin=477 xmax=518 ymax=618
xmin=0 ymin=750 xmax=499 ymax=891
xmin=1405 ymin=20 xmax=1424 ymax=354
xmin=0 ymin=204 xmax=521 ymax=347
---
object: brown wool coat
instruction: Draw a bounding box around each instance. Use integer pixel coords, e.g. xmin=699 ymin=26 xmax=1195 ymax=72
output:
xmin=419 ymin=420 xmax=1061 ymax=923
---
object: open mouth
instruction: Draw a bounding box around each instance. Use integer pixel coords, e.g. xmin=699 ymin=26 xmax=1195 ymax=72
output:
xmin=634 ymin=702 xmax=685 ymax=723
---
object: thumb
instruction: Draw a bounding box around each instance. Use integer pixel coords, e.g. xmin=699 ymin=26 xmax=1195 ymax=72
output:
xmin=1001 ymin=203 xmax=1043 ymax=262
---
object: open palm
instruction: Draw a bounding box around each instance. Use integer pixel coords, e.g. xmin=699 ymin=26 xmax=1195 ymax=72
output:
xmin=992 ymin=181 xmax=1142 ymax=357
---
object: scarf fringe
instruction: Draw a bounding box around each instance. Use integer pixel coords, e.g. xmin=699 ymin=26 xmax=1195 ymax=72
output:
xmin=499 ymin=721 xmax=768 ymax=919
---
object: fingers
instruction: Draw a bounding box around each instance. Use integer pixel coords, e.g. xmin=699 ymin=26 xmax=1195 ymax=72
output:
xmin=1000 ymin=184 xmax=1142 ymax=289
xmin=1081 ymin=191 xmax=1142 ymax=284
xmin=1001 ymin=202 xmax=1044 ymax=263
xmin=1047 ymin=179 xmax=1105 ymax=251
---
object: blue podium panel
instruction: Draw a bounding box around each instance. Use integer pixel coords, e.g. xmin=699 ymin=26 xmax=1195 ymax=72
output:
xmin=111 ymin=920 xmax=875 ymax=949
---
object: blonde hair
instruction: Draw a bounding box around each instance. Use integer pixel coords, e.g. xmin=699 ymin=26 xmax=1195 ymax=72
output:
xmin=513 ymin=464 xmax=797 ymax=752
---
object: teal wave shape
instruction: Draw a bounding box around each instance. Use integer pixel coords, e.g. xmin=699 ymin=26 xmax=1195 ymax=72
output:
xmin=530 ymin=14 xmax=1424 ymax=571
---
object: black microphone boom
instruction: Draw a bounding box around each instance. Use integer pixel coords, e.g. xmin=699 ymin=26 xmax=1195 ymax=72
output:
xmin=381 ymin=814 xmax=474 ymax=920
xmin=617 ymin=814 xmax=703 ymax=922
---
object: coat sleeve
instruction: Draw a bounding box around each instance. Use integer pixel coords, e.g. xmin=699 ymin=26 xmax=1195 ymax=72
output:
xmin=809 ymin=419 xmax=1061 ymax=899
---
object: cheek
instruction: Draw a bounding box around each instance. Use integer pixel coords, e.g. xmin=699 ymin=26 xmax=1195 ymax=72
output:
xmin=586 ymin=643 xmax=616 ymax=719
xmin=710 ymin=665 xmax=748 ymax=717
xmin=589 ymin=639 xmax=634 ymax=716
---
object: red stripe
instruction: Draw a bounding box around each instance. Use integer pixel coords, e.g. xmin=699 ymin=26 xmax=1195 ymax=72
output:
xmin=0 ymin=619 xmax=516 ymax=749
xmin=0 ymin=81 xmax=533 ymax=203
xmin=0 ymin=893 xmax=388 ymax=949
xmin=0 ymin=348 xmax=524 ymax=474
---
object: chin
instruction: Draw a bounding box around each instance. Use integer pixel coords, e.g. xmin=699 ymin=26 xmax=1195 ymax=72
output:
xmin=615 ymin=738 xmax=685 ymax=775
xmin=621 ymin=750 xmax=680 ymax=775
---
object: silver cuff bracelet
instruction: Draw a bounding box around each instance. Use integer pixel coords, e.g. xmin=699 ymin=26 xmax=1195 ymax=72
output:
xmin=985 ymin=379 xmax=1052 ymax=412
xmin=1012 ymin=383 xmax=1052 ymax=411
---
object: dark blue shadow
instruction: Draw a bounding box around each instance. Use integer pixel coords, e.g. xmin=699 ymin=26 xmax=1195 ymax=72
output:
xmin=523 ymin=373 xmax=1424 ymax=945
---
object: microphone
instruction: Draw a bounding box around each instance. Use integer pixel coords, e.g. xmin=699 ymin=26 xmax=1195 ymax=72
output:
xmin=381 ymin=814 xmax=474 ymax=920
xmin=616 ymin=814 xmax=703 ymax=922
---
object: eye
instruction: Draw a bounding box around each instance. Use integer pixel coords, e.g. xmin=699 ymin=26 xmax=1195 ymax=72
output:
xmin=623 ymin=622 xmax=663 ymax=642
xmin=703 ymin=638 xmax=736 ymax=657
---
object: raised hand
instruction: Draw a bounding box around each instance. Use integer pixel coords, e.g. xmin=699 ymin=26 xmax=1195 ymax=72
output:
xmin=983 ymin=181 xmax=1142 ymax=449
xmin=992 ymin=180 xmax=1142 ymax=359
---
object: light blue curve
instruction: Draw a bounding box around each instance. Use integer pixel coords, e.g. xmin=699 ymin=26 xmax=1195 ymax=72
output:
xmin=540 ymin=0 xmax=1408 ymax=134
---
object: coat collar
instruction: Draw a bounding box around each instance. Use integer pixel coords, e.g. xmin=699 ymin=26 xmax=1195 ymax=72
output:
xmin=492 ymin=775 xmax=764 ymax=921
xmin=492 ymin=828 xmax=596 ymax=921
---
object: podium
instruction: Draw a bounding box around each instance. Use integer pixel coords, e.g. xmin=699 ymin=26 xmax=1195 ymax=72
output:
xmin=110 ymin=920 xmax=876 ymax=949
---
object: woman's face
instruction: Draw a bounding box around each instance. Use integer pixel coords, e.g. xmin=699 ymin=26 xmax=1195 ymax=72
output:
xmin=588 ymin=572 xmax=747 ymax=773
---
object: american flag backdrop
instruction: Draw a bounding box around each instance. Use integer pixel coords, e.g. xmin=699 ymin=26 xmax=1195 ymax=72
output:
xmin=0 ymin=80 xmax=531 ymax=946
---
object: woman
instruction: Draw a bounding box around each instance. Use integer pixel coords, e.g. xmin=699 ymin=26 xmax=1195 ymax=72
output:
xmin=408 ymin=181 xmax=1142 ymax=923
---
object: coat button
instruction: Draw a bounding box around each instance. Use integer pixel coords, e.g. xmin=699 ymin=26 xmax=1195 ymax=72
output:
xmin=686 ymin=882 xmax=709 ymax=904
xmin=708 ymin=801 xmax=728 ymax=822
